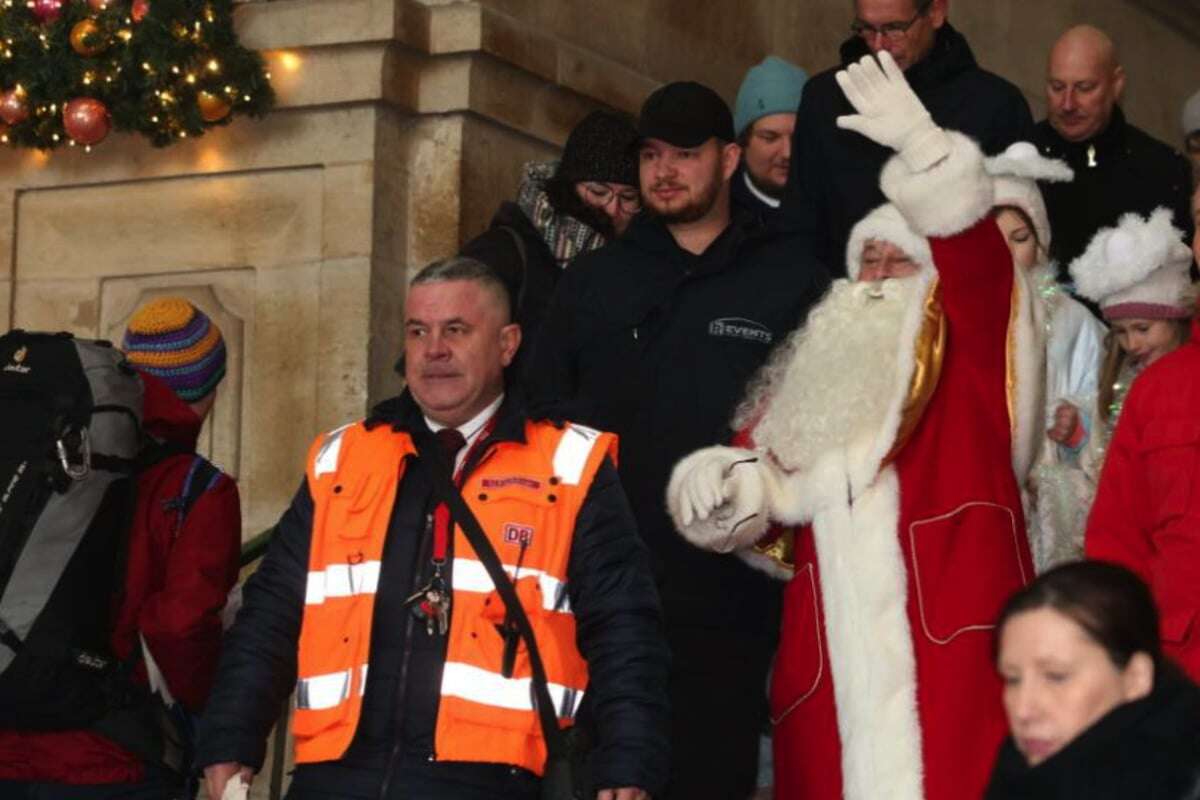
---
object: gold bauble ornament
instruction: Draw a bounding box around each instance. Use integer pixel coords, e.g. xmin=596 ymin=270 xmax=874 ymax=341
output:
xmin=70 ymin=19 xmax=106 ymax=57
xmin=196 ymin=90 xmax=231 ymax=122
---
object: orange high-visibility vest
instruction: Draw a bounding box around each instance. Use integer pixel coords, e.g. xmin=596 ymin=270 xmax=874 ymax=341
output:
xmin=292 ymin=416 xmax=617 ymax=775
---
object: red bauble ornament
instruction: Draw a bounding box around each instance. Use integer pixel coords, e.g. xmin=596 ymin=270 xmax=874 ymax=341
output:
xmin=0 ymin=89 xmax=28 ymax=126
xmin=30 ymin=0 xmax=64 ymax=24
xmin=131 ymin=0 xmax=149 ymax=22
xmin=62 ymin=97 xmax=110 ymax=145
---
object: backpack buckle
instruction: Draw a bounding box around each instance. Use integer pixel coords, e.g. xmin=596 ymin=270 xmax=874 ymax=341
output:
xmin=56 ymin=427 xmax=91 ymax=481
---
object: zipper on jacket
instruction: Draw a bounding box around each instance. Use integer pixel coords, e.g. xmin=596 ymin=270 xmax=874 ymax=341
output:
xmin=378 ymin=507 xmax=433 ymax=800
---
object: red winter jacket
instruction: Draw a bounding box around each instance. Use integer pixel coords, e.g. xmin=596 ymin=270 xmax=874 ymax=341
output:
xmin=1087 ymin=317 xmax=1200 ymax=681
xmin=0 ymin=372 xmax=242 ymax=784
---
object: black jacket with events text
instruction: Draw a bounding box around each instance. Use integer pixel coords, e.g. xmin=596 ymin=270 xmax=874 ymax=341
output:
xmin=780 ymin=23 xmax=1034 ymax=275
xmin=525 ymin=209 xmax=831 ymax=637
xmin=194 ymin=391 xmax=670 ymax=798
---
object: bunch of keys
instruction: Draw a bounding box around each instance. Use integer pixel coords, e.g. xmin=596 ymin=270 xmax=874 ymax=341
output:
xmin=407 ymin=568 xmax=451 ymax=636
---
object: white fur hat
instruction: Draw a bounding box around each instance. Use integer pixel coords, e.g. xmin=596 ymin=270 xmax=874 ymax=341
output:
xmin=985 ymin=142 xmax=1073 ymax=253
xmin=845 ymin=203 xmax=934 ymax=281
xmin=1183 ymin=89 xmax=1200 ymax=137
xmin=1069 ymin=208 xmax=1194 ymax=320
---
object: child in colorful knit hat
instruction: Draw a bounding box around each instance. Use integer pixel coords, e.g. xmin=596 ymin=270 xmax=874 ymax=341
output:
xmin=122 ymin=297 xmax=227 ymax=414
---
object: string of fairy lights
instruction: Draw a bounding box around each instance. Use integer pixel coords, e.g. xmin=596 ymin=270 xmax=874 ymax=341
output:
xmin=0 ymin=0 xmax=273 ymax=152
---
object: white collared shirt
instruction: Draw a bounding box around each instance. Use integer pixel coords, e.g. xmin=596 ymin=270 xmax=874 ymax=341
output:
xmin=424 ymin=394 xmax=504 ymax=474
xmin=744 ymin=171 xmax=782 ymax=209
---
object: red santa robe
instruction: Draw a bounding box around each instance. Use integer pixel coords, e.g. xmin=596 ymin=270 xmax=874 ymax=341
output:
xmin=671 ymin=132 xmax=1041 ymax=800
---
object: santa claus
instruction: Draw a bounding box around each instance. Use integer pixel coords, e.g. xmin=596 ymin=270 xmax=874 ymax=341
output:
xmin=667 ymin=53 xmax=1040 ymax=800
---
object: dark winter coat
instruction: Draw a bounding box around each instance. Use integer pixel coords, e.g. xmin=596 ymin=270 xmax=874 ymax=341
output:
xmin=1034 ymin=107 xmax=1195 ymax=286
xmin=0 ymin=372 xmax=242 ymax=785
xmin=985 ymin=666 xmax=1200 ymax=800
xmin=194 ymin=391 xmax=670 ymax=798
xmin=730 ymin=166 xmax=781 ymax=224
xmin=525 ymin=210 xmax=830 ymax=637
xmin=779 ymin=23 xmax=1034 ymax=275
xmin=459 ymin=202 xmax=561 ymax=376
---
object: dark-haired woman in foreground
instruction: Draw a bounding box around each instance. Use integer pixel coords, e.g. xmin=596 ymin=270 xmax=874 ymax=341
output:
xmin=986 ymin=561 xmax=1200 ymax=800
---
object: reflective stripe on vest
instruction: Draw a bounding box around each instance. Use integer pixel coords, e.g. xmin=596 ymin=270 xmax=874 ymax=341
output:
xmin=305 ymin=560 xmax=382 ymax=605
xmin=441 ymin=661 xmax=584 ymax=719
xmin=293 ymin=417 xmax=618 ymax=773
xmin=451 ymin=557 xmax=571 ymax=614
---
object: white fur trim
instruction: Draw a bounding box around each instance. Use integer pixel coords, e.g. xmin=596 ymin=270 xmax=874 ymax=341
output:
xmin=992 ymin=175 xmax=1053 ymax=255
xmin=845 ymin=203 xmax=935 ymax=281
xmin=1069 ymin=208 xmax=1193 ymax=311
xmin=1009 ymin=264 xmax=1046 ymax=486
xmin=880 ymin=131 xmax=994 ymax=238
xmin=809 ymin=465 xmax=924 ymax=800
xmin=985 ymin=142 xmax=1073 ymax=184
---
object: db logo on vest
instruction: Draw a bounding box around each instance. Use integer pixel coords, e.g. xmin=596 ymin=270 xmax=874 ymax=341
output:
xmin=503 ymin=523 xmax=534 ymax=547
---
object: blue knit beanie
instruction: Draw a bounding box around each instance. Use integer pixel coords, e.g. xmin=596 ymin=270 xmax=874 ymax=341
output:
xmin=734 ymin=56 xmax=809 ymax=138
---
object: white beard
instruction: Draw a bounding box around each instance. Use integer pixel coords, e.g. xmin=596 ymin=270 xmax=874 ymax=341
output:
xmin=735 ymin=273 xmax=931 ymax=473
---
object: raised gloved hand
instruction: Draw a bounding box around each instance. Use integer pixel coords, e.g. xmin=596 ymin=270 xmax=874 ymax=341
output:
xmin=667 ymin=446 xmax=770 ymax=553
xmin=835 ymin=50 xmax=951 ymax=171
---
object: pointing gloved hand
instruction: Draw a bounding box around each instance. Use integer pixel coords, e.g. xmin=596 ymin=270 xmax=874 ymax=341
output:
xmin=667 ymin=446 xmax=771 ymax=553
xmin=835 ymin=50 xmax=951 ymax=172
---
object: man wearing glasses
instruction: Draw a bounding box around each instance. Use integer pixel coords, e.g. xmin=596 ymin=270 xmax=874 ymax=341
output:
xmin=778 ymin=0 xmax=1033 ymax=275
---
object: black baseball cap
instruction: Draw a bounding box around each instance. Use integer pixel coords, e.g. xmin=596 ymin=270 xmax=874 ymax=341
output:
xmin=638 ymin=81 xmax=735 ymax=148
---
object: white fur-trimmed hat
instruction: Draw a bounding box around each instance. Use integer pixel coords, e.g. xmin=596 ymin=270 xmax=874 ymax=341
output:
xmin=985 ymin=142 xmax=1073 ymax=253
xmin=1070 ymin=208 xmax=1194 ymax=320
xmin=1182 ymin=89 xmax=1200 ymax=137
xmin=845 ymin=203 xmax=934 ymax=281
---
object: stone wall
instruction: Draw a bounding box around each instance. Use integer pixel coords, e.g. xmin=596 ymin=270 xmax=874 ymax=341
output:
xmin=1 ymin=0 xmax=1196 ymax=543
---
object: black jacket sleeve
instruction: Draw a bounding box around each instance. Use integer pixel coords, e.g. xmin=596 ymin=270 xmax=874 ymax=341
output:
xmin=779 ymin=82 xmax=826 ymax=243
xmin=194 ymin=480 xmax=313 ymax=772
xmin=523 ymin=258 xmax=581 ymax=413
xmin=566 ymin=457 xmax=671 ymax=796
xmin=982 ymin=83 xmax=1036 ymax=155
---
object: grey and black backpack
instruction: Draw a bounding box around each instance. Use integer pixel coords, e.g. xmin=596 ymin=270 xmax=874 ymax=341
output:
xmin=0 ymin=330 xmax=215 ymax=769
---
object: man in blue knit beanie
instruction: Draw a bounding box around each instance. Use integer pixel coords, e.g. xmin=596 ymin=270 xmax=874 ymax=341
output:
xmin=731 ymin=56 xmax=808 ymax=219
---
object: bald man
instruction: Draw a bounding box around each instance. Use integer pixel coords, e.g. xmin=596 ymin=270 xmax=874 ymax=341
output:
xmin=1034 ymin=25 xmax=1194 ymax=293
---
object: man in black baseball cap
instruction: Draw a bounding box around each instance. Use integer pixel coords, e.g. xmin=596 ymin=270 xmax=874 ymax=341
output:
xmin=526 ymin=81 xmax=830 ymax=800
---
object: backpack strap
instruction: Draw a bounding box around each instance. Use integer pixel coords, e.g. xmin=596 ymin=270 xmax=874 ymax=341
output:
xmin=164 ymin=456 xmax=222 ymax=538
xmin=496 ymin=224 xmax=531 ymax=318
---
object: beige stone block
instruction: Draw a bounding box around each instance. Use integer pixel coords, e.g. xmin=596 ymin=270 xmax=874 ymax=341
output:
xmin=316 ymin=256 xmax=373 ymax=428
xmin=460 ymin=114 xmax=558 ymax=242
xmin=262 ymin=43 xmax=388 ymax=110
xmin=0 ymin=107 xmax=379 ymax=196
xmin=557 ymin=45 xmax=656 ymax=116
xmin=0 ymin=190 xmax=13 ymax=285
xmin=322 ymin=162 xmax=376 ymax=259
xmin=425 ymin=1 xmax=483 ymax=53
xmin=468 ymin=54 xmax=598 ymax=146
xmin=479 ymin=6 xmax=556 ymax=82
xmin=10 ymin=278 xmax=102 ymax=335
xmin=372 ymin=109 xmax=414 ymax=268
xmin=242 ymin=261 xmax=323 ymax=535
xmin=236 ymin=0 xmax=396 ymax=51
xmin=402 ymin=115 xmax=465 ymax=267
xmin=0 ymin=280 xmax=10 ymax=332
xmin=15 ymin=169 xmax=323 ymax=280
xmin=368 ymin=255 xmax=407 ymax=407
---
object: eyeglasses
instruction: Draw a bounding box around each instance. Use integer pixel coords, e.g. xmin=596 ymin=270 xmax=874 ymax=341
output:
xmin=582 ymin=182 xmax=641 ymax=211
xmin=850 ymin=2 xmax=931 ymax=41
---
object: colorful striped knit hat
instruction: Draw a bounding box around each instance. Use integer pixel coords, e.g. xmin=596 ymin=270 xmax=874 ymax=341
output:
xmin=122 ymin=297 xmax=227 ymax=403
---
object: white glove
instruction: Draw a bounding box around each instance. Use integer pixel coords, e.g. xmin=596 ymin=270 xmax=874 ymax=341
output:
xmin=667 ymin=446 xmax=769 ymax=553
xmin=835 ymin=51 xmax=951 ymax=172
